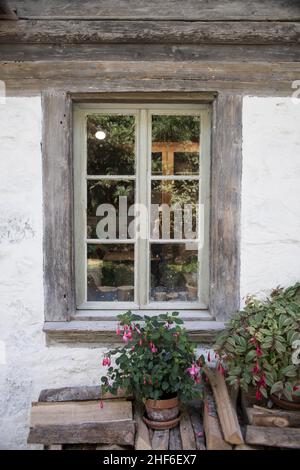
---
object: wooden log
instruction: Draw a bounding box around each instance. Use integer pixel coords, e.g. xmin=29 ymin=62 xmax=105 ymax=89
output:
xmin=188 ymin=407 xmax=206 ymax=450
xmin=28 ymin=400 xmax=135 ymax=446
xmin=180 ymin=410 xmax=197 ymax=450
xmin=169 ymin=426 xmax=182 ymax=450
xmin=38 ymin=386 xmax=131 ymax=402
xmin=248 ymin=406 xmax=300 ymax=428
xmin=152 ymin=430 xmax=169 ymax=450
xmin=134 ymin=404 xmax=152 ymax=450
xmin=247 ymin=408 xmax=289 ymax=428
xmin=203 ymin=387 xmax=232 ymax=450
xmin=204 ymin=367 xmax=244 ymax=445
xmin=246 ymin=425 xmax=300 ymax=449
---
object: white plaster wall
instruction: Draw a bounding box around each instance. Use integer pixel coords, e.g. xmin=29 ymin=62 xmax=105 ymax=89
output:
xmin=241 ymin=97 xmax=300 ymax=301
xmin=0 ymin=98 xmax=107 ymax=449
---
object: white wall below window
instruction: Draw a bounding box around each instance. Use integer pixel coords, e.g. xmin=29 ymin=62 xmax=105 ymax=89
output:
xmin=0 ymin=95 xmax=299 ymax=448
xmin=240 ymin=97 xmax=300 ymax=302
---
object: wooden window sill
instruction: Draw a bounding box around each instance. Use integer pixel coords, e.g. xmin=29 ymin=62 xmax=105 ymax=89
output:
xmin=43 ymin=319 xmax=225 ymax=346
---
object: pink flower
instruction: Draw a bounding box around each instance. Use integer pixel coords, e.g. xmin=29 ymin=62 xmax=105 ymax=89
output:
xmin=151 ymin=344 xmax=158 ymax=353
xmin=99 ymin=400 xmax=104 ymax=409
xmin=255 ymin=390 xmax=263 ymax=401
xmin=250 ymin=337 xmax=256 ymax=345
xmin=195 ymin=376 xmax=201 ymax=384
xmin=252 ymin=361 xmax=260 ymax=374
xmin=187 ymin=363 xmax=200 ymax=377
xmin=116 ymin=324 xmax=121 ymax=336
xmin=123 ymin=330 xmax=132 ymax=343
xmin=143 ymin=377 xmax=147 ymax=385
xmin=135 ymin=325 xmax=141 ymax=335
xmin=123 ymin=324 xmax=129 ymax=330
xmin=122 ymin=334 xmax=129 ymax=343
xmin=131 ymin=345 xmax=135 ymax=351
xmin=256 ymin=346 xmax=262 ymax=357
xmin=217 ymin=362 xmax=225 ymax=375
xmin=293 ymin=385 xmax=299 ymax=392
xmin=102 ymin=356 xmax=111 ymax=367
xmin=138 ymin=339 xmax=143 ymax=346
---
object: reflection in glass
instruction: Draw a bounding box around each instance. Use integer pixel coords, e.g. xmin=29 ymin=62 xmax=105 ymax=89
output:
xmin=151 ymin=115 xmax=200 ymax=176
xmin=151 ymin=180 xmax=199 ymax=239
xmin=87 ymin=114 xmax=135 ymax=175
xmin=150 ymin=244 xmax=198 ymax=302
xmin=87 ymin=244 xmax=134 ymax=302
xmin=87 ymin=180 xmax=135 ymax=239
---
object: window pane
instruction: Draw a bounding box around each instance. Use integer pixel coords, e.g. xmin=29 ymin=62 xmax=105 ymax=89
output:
xmin=87 ymin=244 xmax=135 ymax=302
xmin=87 ymin=114 xmax=135 ymax=175
xmin=150 ymin=244 xmax=199 ymax=302
xmin=151 ymin=115 xmax=200 ymax=176
xmin=87 ymin=180 xmax=135 ymax=239
xmin=151 ymin=180 xmax=199 ymax=239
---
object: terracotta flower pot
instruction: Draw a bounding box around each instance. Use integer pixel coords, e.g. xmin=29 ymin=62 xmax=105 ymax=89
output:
xmin=145 ymin=396 xmax=180 ymax=422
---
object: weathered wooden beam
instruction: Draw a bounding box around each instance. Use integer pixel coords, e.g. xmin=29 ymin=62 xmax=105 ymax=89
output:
xmin=210 ymin=93 xmax=243 ymax=321
xmin=38 ymin=386 xmax=132 ymax=403
xmin=180 ymin=410 xmax=197 ymax=450
xmin=169 ymin=426 xmax=182 ymax=450
xmin=249 ymin=406 xmax=300 ymax=428
xmin=0 ymin=1 xmax=18 ymax=20
xmin=9 ymin=0 xmax=300 ymax=21
xmin=1 ymin=20 xmax=300 ymax=44
xmin=134 ymin=404 xmax=152 ymax=450
xmin=152 ymin=430 xmax=169 ymax=450
xmin=203 ymin=387 xmax=232 ymax=450
xmin=204 ymin=368 xmax=244 ymax=445
xmin=42 ymin=90 xmax=74 ymax=321
xmin=28 ymin=400 xmax=135 ymax=445
xmin=189 ymin=406 xmax=206 ymax=450
xmin=246 ymin=425 xmax=300 ymax=449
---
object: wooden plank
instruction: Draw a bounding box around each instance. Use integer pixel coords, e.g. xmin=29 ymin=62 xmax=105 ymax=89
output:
xmin=134 ymin=404 xmax=152 ymax=450
xmin=45 ymin=444 xmax=63 ymax=450
xmin=189 ymin=407 xmax=206 ymax=450
xmin=180 ymin=410 xmax=197 ymax=450
xmin=1 ymin=20 xmax=300 ymax=45
xmin=210 ymin=93 xmax=243 ymax=321
xmin=28 ymin=421 xmax=135 ymax=445
xmin=169 ymin=426 xmax=182 ymax=450
xmin=248 ymin=406 xmax=300 ymax=428
xmin=9 ymin=1 xmax=300 ymax=20
xmin=38 ymin=386 xmax=131 ymax=402
xmin=246 ymin=425 xmax=300 ymax=449
xmin=42 ymin=91 xmax=74 ymax=321
xmin=203 ymin=387 xmax=232 ymax=450
xmin=204 ymin=368 xmax=244 ymax=445
xmin=31 ymin=400 xmax=133 ymax=425
xmin=152 ymin=430 xmax=169 ymax=450
xmin=234 ymin=444 xmax=258 ymax=450
xmin=0 ymin=1 xmax=18 ymax=20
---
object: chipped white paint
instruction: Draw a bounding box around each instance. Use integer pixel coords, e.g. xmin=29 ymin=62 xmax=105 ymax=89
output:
xmin=0 ymin=96 xmax=299 ymax=449
xmin=241 ymin=97 xmax=300 ymax=302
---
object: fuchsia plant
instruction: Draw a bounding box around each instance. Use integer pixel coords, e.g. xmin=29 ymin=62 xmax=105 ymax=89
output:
xmin=101 ymin=311 xmax=205 ymax=402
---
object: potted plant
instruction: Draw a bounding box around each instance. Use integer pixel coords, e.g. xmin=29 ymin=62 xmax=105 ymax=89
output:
xmin=214 ymin=283 xmax=300 ymax=409
xmin=101 ymin=311 xmax=204 ymax=429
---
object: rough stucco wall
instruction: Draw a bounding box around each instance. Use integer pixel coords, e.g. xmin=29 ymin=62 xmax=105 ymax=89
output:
xmin=240 ymin=97 xmax=300 ymax=301
xmin=0 ymin=98 xmax=107 ymax=449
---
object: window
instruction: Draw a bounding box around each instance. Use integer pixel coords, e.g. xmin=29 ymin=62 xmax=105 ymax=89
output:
xmin=74 ymin=104 xmax=211 ymax=312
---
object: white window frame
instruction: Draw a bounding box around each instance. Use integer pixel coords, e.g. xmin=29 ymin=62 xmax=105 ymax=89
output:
xmin=73 ymin=103 xmax=211 ymax=314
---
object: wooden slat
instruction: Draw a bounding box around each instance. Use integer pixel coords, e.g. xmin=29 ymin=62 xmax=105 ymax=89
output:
xmin=246 ymin=425 xmax=300 ymax=449
xmin=203 ymin=387 xmax=232 ymax=450
xmin=9 ymin=1 xmax=300 ymax=21
xmin=210 ymin=93 xmax=243 ymax=321
xmin=38 ymin=386 xmax=131 ymax=402
xmin=42 ymin=90 xmax=74 ymax=321
xmin=248 ymin=406 xmax=300 ymax=428
xmin=169 ymin=426 xmax=182 ymax=450
xmin=28 ymin=400 xmax=135 ymax=445
xmin=152 ymin=430 xmax=169 ymax=450
xmin=189 ymin=407 xmax=206 ymax=450
xmin=180 ymin=410 xmax=197 ymax=450
xmin=0 ymin=1 xmax=18 ymax=20
xmin=1 ymin=20 xmax=300 ymax=44
xmin=204 ymin=368 xmax=244 ymax=445
xmin=134 ymin=404 xmax=152 ymax=450
xmin=31 ymin=400 xmax=133 ymax=425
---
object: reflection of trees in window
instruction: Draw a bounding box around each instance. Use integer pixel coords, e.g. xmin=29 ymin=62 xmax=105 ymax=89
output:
xmin=87 ymin=115 xmax=135 ymax=175
xmin=152 ymin=115 xmax=200 ymax=142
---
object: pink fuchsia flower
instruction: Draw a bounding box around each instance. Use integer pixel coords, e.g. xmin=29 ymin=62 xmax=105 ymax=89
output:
xmin=138 ymin=339 xmax=143 ymax=346
xmin=187 ymin=363 xmax=200 ymax=377
xmin=122 ymin=330 xmax=132 ymax=342
xmin=252 ymin=361 xmax=260 ymax=374
xmin=258 ymin=374 xmax=266 ymax=388
xmin=256 ymin=346 xmax=263 ymax=357
xmin=249 ymin=337 xmax=257 ymax=345
xmin=102 ymin=356 xmax=111 ymax=367
xmin=150 ymin=344 xmax=158 ymax=353
xmin=134 ymin=325 xmax=141 ymax=335
xmin=293 ymin=385 xmax=299 ymax=392
xmin=116 ymin=324 xmax=121 ymax=336
xmin=255 ymin=390 xmax=263 ymax=401
xmin=217 ymin=362 xmax=225 ymax=375
xmin=143 ymin=377 xmax=147 ymax=385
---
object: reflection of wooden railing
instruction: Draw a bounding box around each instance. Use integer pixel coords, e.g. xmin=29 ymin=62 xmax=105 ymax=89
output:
xmin=152 ymin=141 xmax=199 ymax=176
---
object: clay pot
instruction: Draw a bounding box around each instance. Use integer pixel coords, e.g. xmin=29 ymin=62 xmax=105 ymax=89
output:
xmin=186 ymin=283 xmax=197 ymax=300
xmin=145 ymin=396 xmax=180 ymax=423
xmin=271 ymin=388 xmax=300 ymax=411
xmin=117 ymin=286 xmax=134 ymax=301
